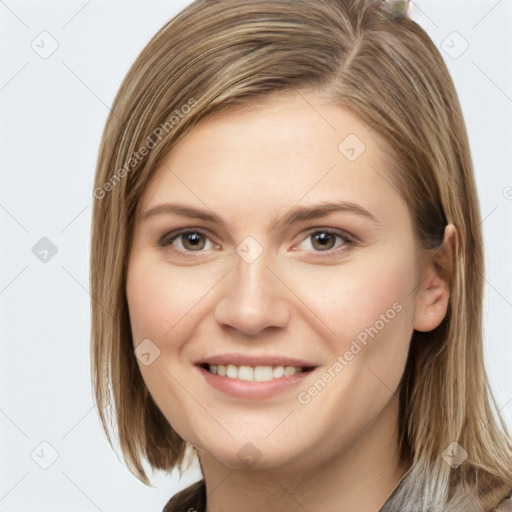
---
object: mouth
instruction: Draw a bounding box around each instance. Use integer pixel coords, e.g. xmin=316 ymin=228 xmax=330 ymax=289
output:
xmin=198 ymin=363 xmax=316 ymax=382
xmin=195 ymin=361 xmax=318 ymax=399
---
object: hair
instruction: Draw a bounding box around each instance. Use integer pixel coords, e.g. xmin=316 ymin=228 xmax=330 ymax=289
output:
xmin=89 ymin=0 xmax=512 ymax=510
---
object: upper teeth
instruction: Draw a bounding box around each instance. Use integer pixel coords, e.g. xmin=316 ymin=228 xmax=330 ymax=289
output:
xmin=208 ymin=364 xmax=302 ymax=382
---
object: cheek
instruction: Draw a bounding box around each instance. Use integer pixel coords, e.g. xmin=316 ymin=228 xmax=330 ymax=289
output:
xmin=298 ymin=251 xmax=414 ymax=329
xmin=126 ymin=258 xmax=218 ymax=346
xmin=126 ymin=264 xmax=164 ymax=345
xmin=289 ymin=248 xmax=416 ymax=381
xmin=125 ymin=259 xmax=213 ymax=439
xmin=289 ymin=253 xmax=415 ymax=430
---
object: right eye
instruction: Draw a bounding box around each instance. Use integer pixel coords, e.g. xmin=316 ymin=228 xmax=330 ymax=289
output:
xmin=159 ymin=229 xmax=220 ymax=256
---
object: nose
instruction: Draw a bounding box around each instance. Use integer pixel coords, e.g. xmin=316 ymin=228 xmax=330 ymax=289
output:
xmin=213 ymin=247 xmax=291 ymax=337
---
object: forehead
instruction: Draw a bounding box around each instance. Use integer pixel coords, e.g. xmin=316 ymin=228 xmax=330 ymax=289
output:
xmin=138 ymin=90 xmax=403 ymax=227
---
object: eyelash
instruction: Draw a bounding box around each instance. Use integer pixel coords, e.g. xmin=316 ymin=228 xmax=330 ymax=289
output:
xmin=158 ymin=228 xmax=356 ymax=258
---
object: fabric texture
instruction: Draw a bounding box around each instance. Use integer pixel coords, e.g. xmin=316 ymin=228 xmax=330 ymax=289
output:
xmin=162 ymin=478 xmax=512 ymax=512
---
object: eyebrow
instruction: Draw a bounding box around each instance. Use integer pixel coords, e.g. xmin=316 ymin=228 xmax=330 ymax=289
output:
xmin=139 ymin=200 xmax=380 ymax=228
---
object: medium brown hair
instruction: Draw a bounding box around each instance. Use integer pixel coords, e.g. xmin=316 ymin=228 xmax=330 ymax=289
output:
xmin=90 ymin=0 xmax=512 ymax=509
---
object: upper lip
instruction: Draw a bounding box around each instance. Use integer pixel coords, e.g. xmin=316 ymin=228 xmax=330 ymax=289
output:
xmin=195 ymin=353 xmax=319 ymax=368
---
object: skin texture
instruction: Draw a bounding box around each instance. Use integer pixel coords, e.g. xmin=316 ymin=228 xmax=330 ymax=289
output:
xmin=126 ymin=89 xmax=457 ymax=512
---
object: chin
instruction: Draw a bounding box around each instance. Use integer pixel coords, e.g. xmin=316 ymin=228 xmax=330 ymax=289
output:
xmin=198 ymin=435 xmax=310 ymax=472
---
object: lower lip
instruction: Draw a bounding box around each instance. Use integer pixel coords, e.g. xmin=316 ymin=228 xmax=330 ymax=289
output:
xmin=195 ymin=365 xmax=315 ymax=399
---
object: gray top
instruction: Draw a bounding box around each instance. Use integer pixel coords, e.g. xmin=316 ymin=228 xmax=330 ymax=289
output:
xmin=162 ymin=475 xmax=512 ymax=512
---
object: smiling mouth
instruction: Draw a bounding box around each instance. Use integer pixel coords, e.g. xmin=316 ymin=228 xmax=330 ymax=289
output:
xmin=199 ymin=363 xmax=316 ymax=382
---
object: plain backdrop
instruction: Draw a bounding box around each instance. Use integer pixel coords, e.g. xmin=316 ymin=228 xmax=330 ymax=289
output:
xmin=1 ymin=0 xmax=511 ymax=510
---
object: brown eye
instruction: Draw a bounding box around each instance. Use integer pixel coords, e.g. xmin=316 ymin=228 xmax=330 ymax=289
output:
xmin=179 ymin=232 xmax=206 ymax=251
xmin=310 ymin=231 xmax=337 ymax=251
xmin=160 ymin=229 xmax=218 ymax=254
xmin=296 ymin=229 xmax=353 ymax=255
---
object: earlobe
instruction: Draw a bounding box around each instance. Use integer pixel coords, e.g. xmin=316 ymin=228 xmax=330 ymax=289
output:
xmin=413 ymin=224 xmax=458 ymax=333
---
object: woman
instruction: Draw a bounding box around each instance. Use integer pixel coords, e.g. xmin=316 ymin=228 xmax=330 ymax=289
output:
xmin=89 ymin=0 xmax=512 ymax=510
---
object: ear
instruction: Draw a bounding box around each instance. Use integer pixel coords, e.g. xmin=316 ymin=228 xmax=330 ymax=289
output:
xmin=413 ymin=224 xmax=458 ymax=333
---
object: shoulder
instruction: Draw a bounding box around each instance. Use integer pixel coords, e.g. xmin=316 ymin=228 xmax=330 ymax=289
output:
xmin=162 ymin=479 xmax=206 ymax=512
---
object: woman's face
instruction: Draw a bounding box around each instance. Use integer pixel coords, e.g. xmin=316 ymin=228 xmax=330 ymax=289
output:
xmin=126 ymin=90 xmax=432 ymax=471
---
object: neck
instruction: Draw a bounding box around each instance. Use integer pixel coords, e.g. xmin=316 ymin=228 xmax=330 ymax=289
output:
xmin=199 ymin=396 xmax=408 ymax=512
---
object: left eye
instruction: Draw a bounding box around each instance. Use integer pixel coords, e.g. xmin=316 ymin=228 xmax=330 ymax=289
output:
xmin=297 ymin=230 xmax=352 ymax=252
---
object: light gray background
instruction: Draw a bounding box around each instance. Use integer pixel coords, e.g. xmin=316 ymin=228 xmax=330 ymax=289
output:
xmin=1 ymin=0 xmax=511 ymax=510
